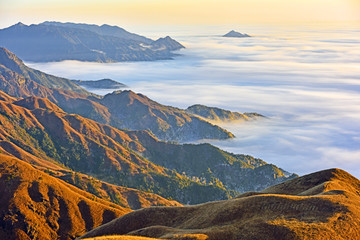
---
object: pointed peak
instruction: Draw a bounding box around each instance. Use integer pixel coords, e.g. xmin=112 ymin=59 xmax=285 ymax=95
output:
xmin=223 ymin=30 xmax=251 ymax=38
xmin=13 ymin=22 xmax=27 ymax=27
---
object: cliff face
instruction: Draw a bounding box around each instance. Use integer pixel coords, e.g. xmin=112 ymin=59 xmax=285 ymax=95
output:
xmin=0 ymin=22 xmax=184 ymax=63
xmin=80 ymin=168 xmax=360 ymax=240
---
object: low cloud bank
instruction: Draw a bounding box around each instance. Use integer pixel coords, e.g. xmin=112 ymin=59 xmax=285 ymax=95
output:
xmin=27 ymin=24 xmax=360 ymax=177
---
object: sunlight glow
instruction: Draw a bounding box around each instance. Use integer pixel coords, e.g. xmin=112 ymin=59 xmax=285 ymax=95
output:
xmin=0 ymin=0 xmax=359 ymax=27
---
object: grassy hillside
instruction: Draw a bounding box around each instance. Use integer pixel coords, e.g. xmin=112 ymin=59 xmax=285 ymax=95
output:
xmin=79 ymin=168 xmax=360 ymax=240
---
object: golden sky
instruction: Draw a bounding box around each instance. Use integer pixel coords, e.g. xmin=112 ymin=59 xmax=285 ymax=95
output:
xmin=1 ymin=0 xmax=359 ymax=27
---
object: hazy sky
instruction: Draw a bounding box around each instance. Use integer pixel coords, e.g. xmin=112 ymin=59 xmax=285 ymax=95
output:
xmin=1 ymin=0 xmax=359 ymax=28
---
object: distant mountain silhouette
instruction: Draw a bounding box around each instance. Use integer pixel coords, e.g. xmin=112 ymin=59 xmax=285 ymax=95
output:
xmin=71 ymin=79 xmax=127 ymax=89
xmin=223 ymin=30 xmax=251 ymax=38
xmin=0 ymin=22 xmax=185 ymax=62
xmin=186 ymin=104 xmax=265 ymax=122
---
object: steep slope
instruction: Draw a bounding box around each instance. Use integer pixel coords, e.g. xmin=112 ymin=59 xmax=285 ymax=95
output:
xmin=0 ymin=95 xmax=231 ymax=204
xmin=0 ymin=48 xmax=234 ymax=142
xmin=0 ymin=154 xmax=129 ymax=240
xmin=0 ymin=47 xmax=88 ymax=94
xmin=99 ymin=91 xmax=234 ymax=142
xmin=186 ymin=104 xmax=265 ymax=122
xmin=0 ymin=118 xmax=181 ymax=210
xmin=126 ymin=130 xmax=296 ymax=193
xmin=80 ymin=168 xmax=360 ymax=240
xmin=0 ymin=22 xmax=184 ymax=63
xmin=0 ymin=49 xmax=294 ymax=203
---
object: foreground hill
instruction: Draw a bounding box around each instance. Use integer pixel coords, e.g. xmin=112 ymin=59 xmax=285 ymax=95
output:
xmin=80 ymin=168 xmax=360 ymax=240
xmin=0 ymin=154 xmax=129 ymax=240
xmin=0 ymin=22 xmax=184 ymax=62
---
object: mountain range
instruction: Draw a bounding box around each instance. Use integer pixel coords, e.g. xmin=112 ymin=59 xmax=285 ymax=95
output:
xmin=0 ymin=34 xmax=357 ymax=239
xmin=0 ymin=47 xmax=233 ymax=142
xmin=0 ymin=47 xmax=294 ymax=203
xmin=0 ymin=47 xmax=303 ymax=238
xmin=0 ymin=22 xmax=184 ymax=62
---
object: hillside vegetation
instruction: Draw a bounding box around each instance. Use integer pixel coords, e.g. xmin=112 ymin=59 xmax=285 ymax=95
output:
xmin=80 ymin=168 xmax=360 ymax=240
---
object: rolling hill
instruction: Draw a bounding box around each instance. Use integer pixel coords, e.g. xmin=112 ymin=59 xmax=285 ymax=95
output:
xmin=79 ymin=168 xmax=360 ymax=240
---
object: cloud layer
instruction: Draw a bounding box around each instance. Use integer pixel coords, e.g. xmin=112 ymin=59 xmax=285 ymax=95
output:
xmin=27 ymin=24 xmax=360 ymax=177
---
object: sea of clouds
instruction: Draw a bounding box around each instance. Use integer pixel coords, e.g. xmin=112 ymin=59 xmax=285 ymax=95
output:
xmin=27 ymin=24 xmax=360 ymax=177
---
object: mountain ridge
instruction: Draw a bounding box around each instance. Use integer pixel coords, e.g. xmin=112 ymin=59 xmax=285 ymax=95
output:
xmin=0 ymin=22 xmax=185 ymax=63
xmin=186 ymin=104 xmax=265 ymax=122
xmin=0 ymin=47 xmax=235 ymax=142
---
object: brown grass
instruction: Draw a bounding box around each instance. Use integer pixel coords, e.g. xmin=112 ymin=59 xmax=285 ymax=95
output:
xmin=82 ymin=236 xmax=160 ymax=240
xmin=79 ymin=168 xmax=360 ymax=240
xmin=0 ymin=154 xmax=130 ymax=240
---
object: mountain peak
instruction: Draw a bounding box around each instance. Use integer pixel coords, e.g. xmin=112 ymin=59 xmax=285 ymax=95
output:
xmin=223 ymin=30 xmax=251 ymax=38
xmin=152 ymin=36 xmax=185 ymax=51
xmin=13 ymin=22 xmax=27 ymax=27
xmin=13 ymin=96 xmax=64 ymax=112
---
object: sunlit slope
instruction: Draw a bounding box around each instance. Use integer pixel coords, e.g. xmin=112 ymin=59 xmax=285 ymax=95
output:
xmin=79 ymin=168 xmax=360 ymax=240
xmin=0 ymin=154 xmax=130 ymax=240
xmin=0 ymin=47 xmax=234 ymax=142
xmin=0 ymin=93 xmax=231 ymax=204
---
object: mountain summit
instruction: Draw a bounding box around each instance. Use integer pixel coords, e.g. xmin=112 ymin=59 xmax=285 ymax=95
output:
xmin=223 ymin=30 xmax=251 ymax=38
